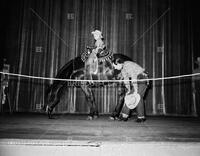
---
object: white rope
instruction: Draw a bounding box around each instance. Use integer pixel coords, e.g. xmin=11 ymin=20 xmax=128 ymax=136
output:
xmin=1 ymin=71 xmax=200 ymax=83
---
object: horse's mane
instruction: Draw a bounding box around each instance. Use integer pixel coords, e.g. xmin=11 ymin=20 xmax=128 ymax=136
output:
xmin=55 ymin=56 xmax=84 ymax=79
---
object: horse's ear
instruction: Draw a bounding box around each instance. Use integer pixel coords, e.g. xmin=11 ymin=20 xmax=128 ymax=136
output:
xmin=114 ymin=58 xmax=120 ymax=64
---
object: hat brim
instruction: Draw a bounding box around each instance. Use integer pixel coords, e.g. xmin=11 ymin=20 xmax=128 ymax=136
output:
xmin=125 ymin=92 xmax=141 ymax=109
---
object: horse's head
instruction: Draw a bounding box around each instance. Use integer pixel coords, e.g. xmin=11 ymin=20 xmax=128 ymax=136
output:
xmin=99 ymin=57 xmax=126 ymax=80
xmin=102 ymin=60 xmax=114 ymax=76
xmin=99 ymin=58 xmax=124 ymax=81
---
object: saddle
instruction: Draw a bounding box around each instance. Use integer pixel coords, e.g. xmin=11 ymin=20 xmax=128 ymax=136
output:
xmin=81 ymin=47 xmax=112 ymax=63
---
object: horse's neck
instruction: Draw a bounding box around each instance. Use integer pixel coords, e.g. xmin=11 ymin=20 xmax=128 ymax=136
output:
xmin=97 ymin=61 xmax=114 ymax=79
xmin=83 ymin=59 xmax=114 ymax=80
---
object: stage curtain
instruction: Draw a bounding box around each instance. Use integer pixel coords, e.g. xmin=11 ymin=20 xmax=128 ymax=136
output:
xmin=3 ymin=0 xmax=197 ymax=116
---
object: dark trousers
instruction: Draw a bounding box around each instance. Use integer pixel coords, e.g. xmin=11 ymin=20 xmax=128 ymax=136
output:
xmin=195 ymin=80 xmax=200 ymax=116
xmin=112 ymin=82 xmax=148 ymax=118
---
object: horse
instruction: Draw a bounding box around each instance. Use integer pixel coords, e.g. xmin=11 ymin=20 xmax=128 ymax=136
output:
xmin=45 ymin=47 xmax=132 ymax=119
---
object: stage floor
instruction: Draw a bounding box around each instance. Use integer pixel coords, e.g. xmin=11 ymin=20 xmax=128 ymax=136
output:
xmin=0 ymin=113 xmax=200 ymax=142
xmin=1 ymin=113 xmax=200 ymax=156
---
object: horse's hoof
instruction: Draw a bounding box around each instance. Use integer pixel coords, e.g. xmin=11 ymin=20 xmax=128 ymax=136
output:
xmin=48 ymin=112 xmax=53 ymax=119
xmin=86 ymin=116 xmax=93 ymax=120
xmin=46 ymin=106 xmax=53 ymax=119
xmin=109 ymin=116 xmax=116 ymax=120
xmin=93 ymin=115 xmax=99 ymax=119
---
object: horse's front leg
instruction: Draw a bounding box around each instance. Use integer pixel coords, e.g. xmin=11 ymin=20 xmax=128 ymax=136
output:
xmin=81 ymin=83 xmax=98 ymax=120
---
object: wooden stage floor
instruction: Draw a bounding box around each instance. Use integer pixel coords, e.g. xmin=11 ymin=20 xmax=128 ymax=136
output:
xmin=0 ymin=113 xmax=200 ymax=142
xmin=0 ymin=113 xmax=200 ymax=156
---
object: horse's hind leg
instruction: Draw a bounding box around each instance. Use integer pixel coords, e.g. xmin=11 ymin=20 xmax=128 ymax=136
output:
xmin=46 ymin=99 xmax=60 ymax=119
xmin=46 ymin=86 xmax=62 ymax=119
xmin=81 ymin=84 xmax=98 ymax=120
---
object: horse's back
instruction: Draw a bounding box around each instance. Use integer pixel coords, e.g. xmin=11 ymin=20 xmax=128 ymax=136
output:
xmin=51 ymin=54 xmax=131 ymax=82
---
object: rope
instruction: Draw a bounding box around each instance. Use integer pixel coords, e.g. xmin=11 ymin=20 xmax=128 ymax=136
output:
xmin=1 ymin=71 xmax=200 ymax=83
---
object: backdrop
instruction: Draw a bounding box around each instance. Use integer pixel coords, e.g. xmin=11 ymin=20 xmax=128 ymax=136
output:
xmin=2 ymin=0 xmax=199 ymax=116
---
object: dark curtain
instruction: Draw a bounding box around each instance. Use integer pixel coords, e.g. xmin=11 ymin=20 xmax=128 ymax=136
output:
xmin=2 ymin=0 xmax=198 ymax=116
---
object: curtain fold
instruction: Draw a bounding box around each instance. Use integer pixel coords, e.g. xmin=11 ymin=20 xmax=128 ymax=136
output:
xmin=3 ymin=0 xmax=197 ymax=115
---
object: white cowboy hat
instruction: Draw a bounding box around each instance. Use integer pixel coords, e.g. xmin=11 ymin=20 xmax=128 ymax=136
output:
xmin=125 ymin=92 xmax=141 ymax=109
xmin=91 ymin=30 xmax=103 ymax=38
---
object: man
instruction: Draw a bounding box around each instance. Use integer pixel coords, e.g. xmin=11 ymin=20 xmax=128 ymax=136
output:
xmin=193 ymin=57 xmax=200 ymax=116
xmin=110 ymin=59 xmax=149 ymax=122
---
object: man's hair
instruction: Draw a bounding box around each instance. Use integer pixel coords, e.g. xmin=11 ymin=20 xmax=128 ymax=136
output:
xmin=114 ymin=58 xmax=124 ymax=64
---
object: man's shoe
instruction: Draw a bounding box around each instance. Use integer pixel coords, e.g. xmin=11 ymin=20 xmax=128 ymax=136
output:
xmin=135 ymin=118 xmax=146 ymax=123
xmin=117 ymin=115 xmax=128 ymax=122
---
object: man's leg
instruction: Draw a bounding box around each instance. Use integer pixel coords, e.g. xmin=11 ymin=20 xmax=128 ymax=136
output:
xmin=112 ymin=82 xmax=147 ymax=122
xmin=109 ymin=83 xmax=126 ymax=120
xmin=119 ymin=104 xmax=131 ymax=121
xmin=124 ymin=77 xmax=131 ymax=94
xmin=135 ymin=82 xmax=147 ymax=122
